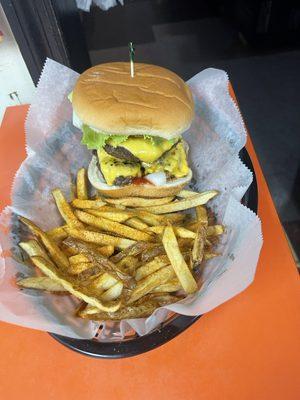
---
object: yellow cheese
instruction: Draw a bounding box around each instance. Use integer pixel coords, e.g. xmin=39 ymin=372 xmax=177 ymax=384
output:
xmin=144 ymin=142 xmax=189 ymax=178
xmin=107 ymin=136 xmax=177 ymax=163
xmin=98 ymin=149 xmax=141 ymax=185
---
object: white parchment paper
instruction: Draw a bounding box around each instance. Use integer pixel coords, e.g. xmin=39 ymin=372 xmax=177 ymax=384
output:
xmin=0 ymin=59 xmax=262 ymax=339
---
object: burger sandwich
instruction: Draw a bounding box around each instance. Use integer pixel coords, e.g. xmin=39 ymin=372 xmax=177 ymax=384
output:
xmin=69 ymin=62 xmax=194 ymax=198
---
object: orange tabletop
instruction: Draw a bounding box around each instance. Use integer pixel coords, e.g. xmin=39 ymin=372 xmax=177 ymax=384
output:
xmin=0 ymin=105 xmax=300 ymax=400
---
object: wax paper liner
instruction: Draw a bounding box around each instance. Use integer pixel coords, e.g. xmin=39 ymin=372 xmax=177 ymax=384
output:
xmin=0 ymin=59 xmax=263 ymax=340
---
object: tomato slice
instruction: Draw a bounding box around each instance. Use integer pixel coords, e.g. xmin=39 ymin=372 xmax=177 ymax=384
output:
xmin=132 ymin=177 xmax=153 ymax=185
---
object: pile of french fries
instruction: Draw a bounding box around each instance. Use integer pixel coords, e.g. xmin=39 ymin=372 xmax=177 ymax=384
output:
xmin=17 ymin=168 xmax=224 ymax=321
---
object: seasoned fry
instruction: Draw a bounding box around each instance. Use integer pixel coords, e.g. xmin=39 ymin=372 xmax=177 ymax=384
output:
xmin=125 ymin=217 xmax=149 ymax=231
xmin=133 ymin=210 xmax=168 ymax=226
xmin=110 ymin=242 xmax=155 ymax=264
xmin=98 ymin=245 xmax=115 ymax=257
xmin=17 ymin=277 xmax=65 ymax=291
xmin=19 ymin=217 xmax=69 ymax=269
xmin=105 ymin=196 xmax=174 ymax=208
xmin=19 ymin=239 xmax=52 ymax=263
xmin=204 ymin=252 xmax=219 ymax=260
xmin=31 ymin=256 xmax=121 ymax=312
xmin=196 ymin=206 xmax=208 ymax=226
xmin=76 ymin=168 xmax=88 ymax=200
xmin=146 ymin=191 xmax=218 ymax=214
xmin=52 ymin=189 xmax=83 ymax=229
xmin=69 ymin=254 xmax=89 ymax=264
xmin=78 ymin=294 xmax=180 ymax=320
xmin=69 ymin=262 xmax=93 ymax=274
xmin=164 ymin=213 xmax=187 ymax=224
xmin=117 ymin=256 xmax=140 ymax=275
xmin=100 ymin=282 xmax=123 ymax=302
xmin=162 ymin=225 xmax=198 ymax=294
xmin=177 ymin=190 xmax=199 ymax=198
xmin=128 ymin=265 xmax=175 ymax=304
xmin=140 ymin=245 xmax=165 ymax=263
xmin=47 ymin=226 xmax=67 ymax=242
xmin=63 ymin=237 xmax=133 ymax=285
xmin=88 ymin=209 xmax=131 ymax=223
xmin=65 ymin=227 xmax=135 ymax=249
xmin=135 ymin=255 xmax=170 ymax=281
xmin=191 ymin=224 xmax=207 ymax=268
xmin=185 ymin=222 xmax=224 ymax=237
xmin=71 ymin=199 xmax=106 ymax=210
xmin=75 ymin=210 xmax=153 ymax=242
xmin=147 ymin=225 xmax=196 ymax=239
xmin=92 ymin=272 xmax=118 ymax=291
xmin=152 ymin=278 xmax=182 ymax=293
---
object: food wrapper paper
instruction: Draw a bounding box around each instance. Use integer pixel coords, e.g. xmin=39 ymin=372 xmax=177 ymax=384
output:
xmin=0 ymin=59 xmax=262 ymax=340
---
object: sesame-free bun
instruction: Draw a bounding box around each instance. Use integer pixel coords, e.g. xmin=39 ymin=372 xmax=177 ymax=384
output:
xmin=88 ymin=155 xmax=192 ymax=198
xmin=72 ymin=62 xmax=194 ymax=139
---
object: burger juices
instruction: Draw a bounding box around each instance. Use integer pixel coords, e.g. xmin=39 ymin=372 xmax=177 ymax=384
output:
xmin=69 ymin=62 xmax=194 ymax=198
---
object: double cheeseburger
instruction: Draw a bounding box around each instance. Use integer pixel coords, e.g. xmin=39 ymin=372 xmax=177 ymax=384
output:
xmin=69 ymin=62 xmax=194 ymax=198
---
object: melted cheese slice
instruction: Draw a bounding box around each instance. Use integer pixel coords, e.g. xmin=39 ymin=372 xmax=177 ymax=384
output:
xmin=109 ymin=136 xmax=177 ymax=163
xmin=98 ymin=149 xmax=141 ymax=185
xmin=144 ymin=142 xmax=189 ymax=178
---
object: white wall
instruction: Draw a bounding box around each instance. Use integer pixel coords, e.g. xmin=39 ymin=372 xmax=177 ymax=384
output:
xmin=0 ymin=4 xmax=35 ymax=124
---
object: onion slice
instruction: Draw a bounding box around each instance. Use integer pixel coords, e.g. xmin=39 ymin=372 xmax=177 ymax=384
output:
xmin=145 ymin=172 xmax=167 ymax=186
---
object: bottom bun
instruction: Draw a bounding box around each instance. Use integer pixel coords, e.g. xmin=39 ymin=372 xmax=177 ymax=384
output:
xmin=88 ymin=155 xmax=192 ymax=198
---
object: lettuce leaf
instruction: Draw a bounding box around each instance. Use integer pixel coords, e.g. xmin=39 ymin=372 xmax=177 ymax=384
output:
xmin=81 ymin=125 xmax=178 ymax=150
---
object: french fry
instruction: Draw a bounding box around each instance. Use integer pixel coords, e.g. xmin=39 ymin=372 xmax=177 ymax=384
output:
xmin=52 ymin=189 xmax=84 ymax=229
xmin=140 ymin=245 xmax=165 ymax=263
xmin=31 ymin=256 xmax=121 ymax=312
xmin=69 ymin=262 xmax=93 ymax=274
xmin=19 ymin=217 xmax=69 ymax=269
xmin=76 ymin=168 xmax=88 ymax=200
xmin=88 ymin=209 xmax=131 ymax=223
xmin=134 ymin=210 xmax=168 ymax=226
xmin=65 ymin=227 xmax=136 ymax=249
xmin=125 ymin=217 xmax=149 ymax=231
xmin=117 ymin=256 xmax=140 ymax=275
xmin=191 ymin=224 xmax=206 ymax=268
xmin=71 ymin=199 xmax=106 ymax=210
xmin=110 ymin=242 xmax=155 ymax=264
xmin=69 ymin=254 xmax=89 ymax=264
xmin=146 ymin=191 xmax=218 ymax=214
xmin=19 ymin=239 xmax=52 ymax=263
xmin=75 ymin=210 xmax=153 ymax=242
xmin=185 ymin=222 xmax=224 ymax=237
xmin=47 ymin=226 xmax=67 ymax=241
xmin=128 ymin=266 xmax=175 ymax=303
xmin=17 ymin=276 xmax=65 ymax=291
xmin=105 ymin=196 xmax=174 ymax=208
xmin=204 ymin=252 xmax=219 ymax=260
xmin=92 ymin=272 xmax=118 ymax=291
xmin=196 ymin=206 xmax=208 ymax=226
xmin=100 ymin=282 xmax=123 ymax=301
xmin=135 ymin=255 xmax=170 ymax=281
xmin=162 ymin=225 xmax=198 ymax=294
xmin=151 ymin=278 xmax=182 ymax=293
xmin=147 ymin=226 xmax=196 ymax=239
xmin=177 ymin=190 xmax=199 ymax=198
xmin=98 ymin=245 xmax=115 ymax=257
xmin=164 ymin=213 xmax=186 ymax=224
xmin=78 ymin=294 xmax=180 ymax=320
xmin=63 ymin=237 xmax=133 ymax=285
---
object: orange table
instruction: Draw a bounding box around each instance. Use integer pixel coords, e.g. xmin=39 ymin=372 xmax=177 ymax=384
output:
xmin=1 ymin=105 xmax=300 ymax=400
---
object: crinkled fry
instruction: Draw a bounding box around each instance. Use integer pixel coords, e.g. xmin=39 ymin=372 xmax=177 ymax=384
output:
xmin=146 ymin=191 xmax=218 ymax=214
xmin=75 ymin=210 xmax=153 ymax=242
xmin=105 ymin=196 xmax=174 ymax=208
xmin=76 ymin=168 xmax=88 ymax=200
xmin=19 ymin=217 xmax=69 ymax=269
xmin=65 ymin=226 xmax=135 ymax=249
xmin=31 ymin=256 xmax=121 ymax=312
xmin=52 ymin=189 xmax=83 ymax=228
xmin=162 ymin=225 xmax=198 ymax=294
xmin=17 ymin=276 xmax=65 ymax=291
